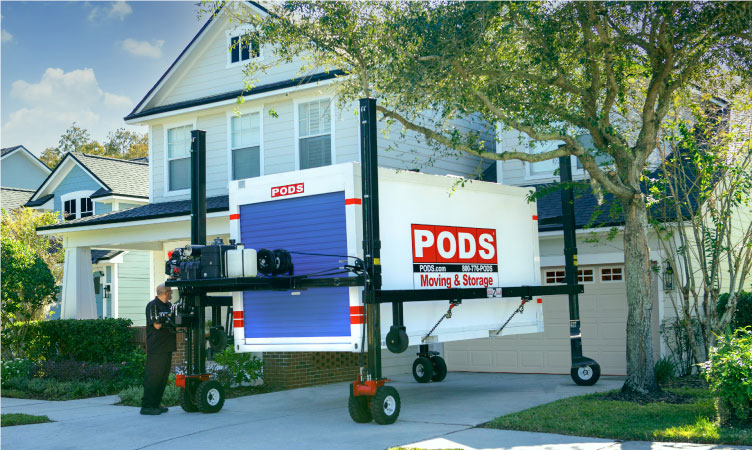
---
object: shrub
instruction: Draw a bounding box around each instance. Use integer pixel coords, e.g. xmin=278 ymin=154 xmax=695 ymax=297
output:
xmin=654 ymin=357 xmax=677 ymax=385
xmin=702 ymin=327 xmax=752 ymax=426
xmin=2 ymin=318 xmax=136 ymax=363
xmin=212 ymin=347 xmax=263 ymax=387
xmin=118 ymin=375 xmax=180 ymax=407
xmin=2 ymin=377 xmax=117 ymax=400
xmin=34 ymin=359 xmax=122 ymax=383
xmin=717 ymin=291 xmax=752 ymax=331
xmin=117 ymin=348 xmax=147 ymax=386
xmin=1 ymin=359 xmax=35 ymax=387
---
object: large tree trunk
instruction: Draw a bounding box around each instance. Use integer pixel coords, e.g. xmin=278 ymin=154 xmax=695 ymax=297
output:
xmin=621 ymin=194 xmax=661 ymax=395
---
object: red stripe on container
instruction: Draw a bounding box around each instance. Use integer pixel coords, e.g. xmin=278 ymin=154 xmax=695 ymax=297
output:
xmin=345 ymin=198 xmax=362 ymax=205
xmin=350 ymin=316 xmax=364 ymax=325
xmin=229 ymin=213 xmax=240 ymax=220
xmin=537 ymin=298 xmax=543 ymax=303
xmin=350 ymin=306 xmax=364 ymax=314
xmin=532 ymin=215 xmax=538 ymax=221
xmin=233 ymin=320 xmax=244 ymax=328
xmin=233 ymin=311 xmax=244 ymax=319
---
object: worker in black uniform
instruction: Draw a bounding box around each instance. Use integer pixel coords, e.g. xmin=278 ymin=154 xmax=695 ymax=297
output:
xmin=141 ymin=284 xmax=177 ymax=415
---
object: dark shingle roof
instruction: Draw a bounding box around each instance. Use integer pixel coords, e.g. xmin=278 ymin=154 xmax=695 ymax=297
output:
xmin=72 ymin=153 xmax=149 ymax=199
xmin=533 ymin=182 xmax=623 ymax=232
xmin=91 ymin=250 xmax=123 ymax=263
xmin=25 ymin=193 xmax=54 ymax=207
xmin=1 ymin=187 xmax=35 ymax=211
xmin=38 ymin=195 xmax=229 ymax=231
xmin=1 ymin=146 xmax=25 ymax=157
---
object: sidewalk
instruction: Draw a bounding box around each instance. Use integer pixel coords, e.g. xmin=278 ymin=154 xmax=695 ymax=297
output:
xmin=2 ymin=373 xmax=749 ymax=450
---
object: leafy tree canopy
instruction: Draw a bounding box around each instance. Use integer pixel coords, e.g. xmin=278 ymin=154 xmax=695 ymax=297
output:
xmin=40 ymin=123 xmax=148 ymax=168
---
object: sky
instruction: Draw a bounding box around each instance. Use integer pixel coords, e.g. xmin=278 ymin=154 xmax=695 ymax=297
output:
xmin=1 ymin=1 xmax=207 ymax=156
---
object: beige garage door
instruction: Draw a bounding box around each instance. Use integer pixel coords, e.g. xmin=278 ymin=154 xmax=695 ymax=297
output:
xmin=444 ymin=265 xmax=628 ymax=376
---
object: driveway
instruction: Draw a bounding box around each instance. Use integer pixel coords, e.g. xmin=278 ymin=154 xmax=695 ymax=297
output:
xmin=3 ymin=372 xmax=738 ymax=450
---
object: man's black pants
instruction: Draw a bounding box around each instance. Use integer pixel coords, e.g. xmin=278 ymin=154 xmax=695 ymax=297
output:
xmin=142 ymin=352 xmax=172 ymax=408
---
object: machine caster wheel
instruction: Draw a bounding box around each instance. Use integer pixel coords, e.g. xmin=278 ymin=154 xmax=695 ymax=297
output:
xmin=348 ymin=394 xmax=372 ymax=423
xmin=571 ymin=363 xmax=601 ymax=386
xmin=412 ymin=357 xmax=434 ymax=383
xmin=194 ymin=380 xmax=225 ymax=413
xmin=369 ymin=386 xmax=400 ymax=425
xmin=179 ymin=388 xmax=198 ymax=412
xmin=386 ymin=326 xmax=409 ymax=354
xmin=430 ymin=356 xmax=447 ymax=382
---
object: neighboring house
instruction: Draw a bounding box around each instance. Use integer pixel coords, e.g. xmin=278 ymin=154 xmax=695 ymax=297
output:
xmin=36 ymin=2 xmax=492 ymax=356
xmin=1 ymin=145 xmax=52 ymax=211
xmin=27 ymin=152 xmax=150 ymax=321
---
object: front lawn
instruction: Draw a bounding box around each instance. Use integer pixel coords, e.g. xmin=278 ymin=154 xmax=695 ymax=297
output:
xmin=484 ymin=386 xmax=752 ymax=446
xmin=1 ymin=414 xmax=53 ymax=427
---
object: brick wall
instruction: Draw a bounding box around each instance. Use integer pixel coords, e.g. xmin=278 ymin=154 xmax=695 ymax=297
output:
xmin=262 ymin=352 xmax=360 ymax=389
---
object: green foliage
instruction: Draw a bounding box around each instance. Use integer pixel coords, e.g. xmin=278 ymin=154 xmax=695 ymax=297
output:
xmin=117 ymin=375 xmax=180 ymax=407
xmin=212 ymin=346 xmax=263 ymax=387
xmin=661 ymin=318 xmax=704 ymax=377
xmin=1 ymin=359 xmax=36 ymax=387
xmin=117 ymin=348 xmax=147 ymax=386
xmin=718 ymin=292 xmax=752 ymax=331
xmin=654 ymin=357 xmax=677 ymax=385
xmin=703 ymin=327 xmax=752 ymax=426
xmin=1 ymin=377 xmax=117 ymax=400
xmin=1 ymin=414 xmax=53 ymax=427
xmin=39 ymin=123 xmax=148 ymax=168
xmin=1 ymin=318 xmax=136 ymax=363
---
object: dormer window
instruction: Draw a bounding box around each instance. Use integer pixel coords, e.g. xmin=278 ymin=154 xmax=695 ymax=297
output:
xmin=227 ymin=30 xmax=261 ymax=66
xmin=61 ymin=191 xmax=95 ymax=221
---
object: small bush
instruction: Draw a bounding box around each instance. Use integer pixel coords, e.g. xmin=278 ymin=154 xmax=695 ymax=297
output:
xmin=212 ymin=347 xmax=263 ymax=387
xmin=1 ymin=318 xmax=136 ymax=363
xmin=116 ymin=348 xmax=146 ymax=386
xmin=1 ymin=359 xmax=35 ymax=387
xmin=117 ymin=375 xmax=180 ymax=407
xmin=717 ymin=291 xmax=752 ymax=331
xmin=703 ymin=327 xmax=752 ymax=426
xmin=654 ymin=357 xmax=677 ymax=385
xmin=34 ymin=359 xmax=122 ymax=382
xmin=2 ymin=377 xmax=118 ymax=400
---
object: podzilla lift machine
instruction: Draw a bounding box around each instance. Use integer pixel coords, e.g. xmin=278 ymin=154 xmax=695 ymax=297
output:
xmin=165 ymin=98 xmax=600 ymax=423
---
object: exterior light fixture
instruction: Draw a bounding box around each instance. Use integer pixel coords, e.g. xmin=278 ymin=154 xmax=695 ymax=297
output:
xmin=664 ymin=262 xmax=675 ymax=291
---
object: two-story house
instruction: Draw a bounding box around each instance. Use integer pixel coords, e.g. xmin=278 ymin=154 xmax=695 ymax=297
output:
xmin=1 ymin=145 xmax=51 ymax=211
xmin=36 ymin=1 xmax=492 ymax=374
xmin=27 ymin=152 xmax=150 ymax=320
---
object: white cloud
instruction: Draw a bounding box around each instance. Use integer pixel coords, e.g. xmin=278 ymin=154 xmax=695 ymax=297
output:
xmin=1 ymin=68 xmax=137 ymax=153
xmin=2 ymin=30 xmax=13 ymax=43
xmin=88 ymin=1 xmax=132 ymax=22
xmin=120 ymin=38 xmax=165 ymax=59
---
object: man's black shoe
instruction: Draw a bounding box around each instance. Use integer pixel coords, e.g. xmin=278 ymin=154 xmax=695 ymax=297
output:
xmin=140 ymin=407 xmax=162 ymax=415
xmin=160 ymin=407 xmax=168 ymax=413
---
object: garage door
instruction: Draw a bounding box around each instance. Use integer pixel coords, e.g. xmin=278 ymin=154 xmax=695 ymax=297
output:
xmin=444 ymin=265 xmax=629 ymax=376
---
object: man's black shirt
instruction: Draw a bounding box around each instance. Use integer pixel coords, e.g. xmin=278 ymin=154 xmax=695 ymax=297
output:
xmin=145 ymin=298 xmax=176 ymax=353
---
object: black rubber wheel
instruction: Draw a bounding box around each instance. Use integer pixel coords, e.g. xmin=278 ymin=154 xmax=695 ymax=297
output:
xmin=412 ymin=357 xmax=434 ymax=383
xmin=347 ymin=393 xmax=372 ymax=423
xmin=369 ymin=386 xmax=400 ymax=425
xmin=571 ymin=363 xmax=601 ymax=386
xmin=194 ymin=380 xmax=225 ymax=413
xmin=386 ymin=326 xmax=409 ymax=354
xmin=430 ymin=356 xmax=448 ymax=382
xmin=179 ymin=388 xmax=198 ymax=413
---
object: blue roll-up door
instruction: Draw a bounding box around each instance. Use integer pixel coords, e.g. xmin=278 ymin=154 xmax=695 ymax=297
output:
xmin=239 ymin=191 xmax=351 ymax=338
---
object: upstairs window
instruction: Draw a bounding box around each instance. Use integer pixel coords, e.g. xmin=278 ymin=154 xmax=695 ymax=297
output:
xmin=230 ymin=112 xmax=261 ymax=180
xmin=61 ymin=190 xmax=94 ymax=221
xmin=298 ymin=99 xmax=332 ymax=170
xmin=63 ymin=199 xmax=77 ymax=221
xmin=229 ymin=34 xmax=261 ymax=65
xmin=167 ymin=125 xmax=192 ymax=191
xmin=80 ymin=197 xmax=93 ymax=218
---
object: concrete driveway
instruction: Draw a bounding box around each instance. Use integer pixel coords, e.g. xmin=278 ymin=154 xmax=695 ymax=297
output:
xmin=2 ymin=372 xmax=742 ymax=450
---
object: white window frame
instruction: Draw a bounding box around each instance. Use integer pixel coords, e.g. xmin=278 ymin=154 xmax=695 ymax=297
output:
xmin=294 ymin=96 xmax=336 ymax=171
xmin=60 ymin=190 xmax=95 ymax=220
xmin=163 ymin=118 xmax=197 ymax=197
xmin=543 ymin=266 xmax=596 ymax=285
xmin=226 ymin=26 xmax=263 ymax=68
xmin=600 ymin=265 xmax=624 ymax=283
xmin=226 ymin=105 xmax=264 ymax=182
xmin=523 ymin=134 xmax=584 ymax=181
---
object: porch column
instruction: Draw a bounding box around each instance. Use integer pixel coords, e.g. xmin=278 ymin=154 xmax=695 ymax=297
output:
xmin=61 ymin=247 xmax=97 ymax=319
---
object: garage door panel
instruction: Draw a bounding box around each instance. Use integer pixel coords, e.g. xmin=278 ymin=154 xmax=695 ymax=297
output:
xmin=470 ymin=350 xmax=492 ymax=368
xmin=493 ymin=351 xmax=519 ymax=369
xmin=521 ymin=351 xmax=544 ymax=368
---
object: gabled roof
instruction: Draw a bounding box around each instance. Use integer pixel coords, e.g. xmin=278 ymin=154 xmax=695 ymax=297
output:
xmin=91 ymin=249 xmax=124 ymax=264
xmin=125 ymin=1 xmax=269 ymax=121
xmin=26 ymin=152 xmax=149 ymax=206
xmin=1 ymin=145 xmax=52 ymax=174
xmin=1 ymin=187 xmax=35 ymax=211
xmin=37 ymin=195 xmax=229 ymax=231
xmin=533 ymin=182 xmax=624 ymax=232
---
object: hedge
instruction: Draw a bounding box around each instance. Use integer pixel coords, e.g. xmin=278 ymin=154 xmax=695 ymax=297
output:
xmin=2 ymin=318 xmax=136 ymax=363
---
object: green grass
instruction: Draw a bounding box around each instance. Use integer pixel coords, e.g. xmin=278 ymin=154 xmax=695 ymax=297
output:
xmin=484 ymin=387 xmax=752 ymax=445
xmin=1 ymin=414 xmax=52 ymax=427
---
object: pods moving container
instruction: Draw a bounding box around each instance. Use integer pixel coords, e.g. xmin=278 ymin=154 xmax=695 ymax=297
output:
xmin=229 ymin=162 xmax=543 ymax=353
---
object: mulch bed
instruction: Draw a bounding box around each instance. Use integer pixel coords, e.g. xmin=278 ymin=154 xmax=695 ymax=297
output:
xmin=601 ymin=389 xmax=694 ymax=405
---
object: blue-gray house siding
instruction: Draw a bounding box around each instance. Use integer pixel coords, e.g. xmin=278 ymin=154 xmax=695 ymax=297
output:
xmin=53 ymin=165 xmax=102 ymax=215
